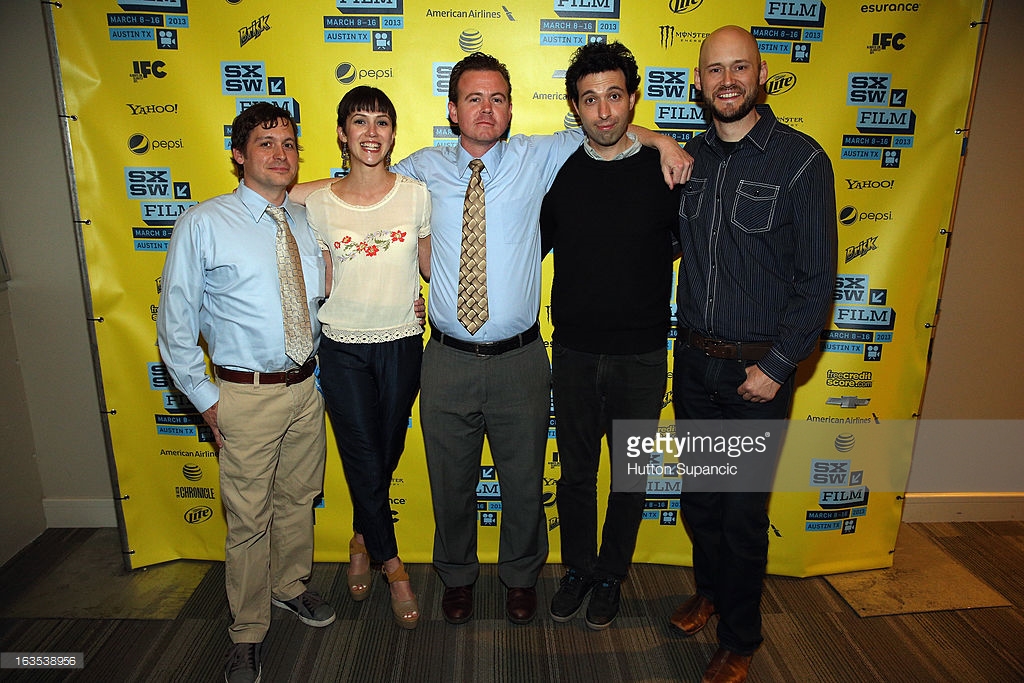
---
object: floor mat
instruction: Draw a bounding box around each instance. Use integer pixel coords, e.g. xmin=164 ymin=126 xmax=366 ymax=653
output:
xmin=825 ymin=523 xmax=1010 ymax=617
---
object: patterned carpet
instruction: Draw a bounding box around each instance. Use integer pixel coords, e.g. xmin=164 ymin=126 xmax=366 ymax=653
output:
xmin=1 ymin=523 xmax=1022 ymax=682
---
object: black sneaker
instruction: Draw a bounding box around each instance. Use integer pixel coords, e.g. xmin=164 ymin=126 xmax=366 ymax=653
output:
xmin=550 ymin=568 xmax=595 ymax=622
xmin=584 ymin=577 xmax=622 ymax=631
xmin=224 ymin=642 xmax=262 ymax=683
xmin=271 ymin=589 xmax=336 ymax=627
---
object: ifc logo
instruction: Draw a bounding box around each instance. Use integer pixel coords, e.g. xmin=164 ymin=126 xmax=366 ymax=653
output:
xmin=182 ymin=463 xmax=203 ymax=481
xmin=128 ymin=133 xmax=150 ymax=155
xmin=459 ymin=30 xmax=483 ymax=53
xmin=838 ymin=205 xmax=859 ymax=226
xmin=336 ymin=63 xmax=357 ymax=85
xmin=834 ymin=433 xmax=856 ymax=453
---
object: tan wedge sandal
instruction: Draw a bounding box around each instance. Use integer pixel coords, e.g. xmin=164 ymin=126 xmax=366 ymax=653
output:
xmin=347 ymin=537 xmax=372 ymax=602
xmin=383 ymin=561 xmax=419 ymax=630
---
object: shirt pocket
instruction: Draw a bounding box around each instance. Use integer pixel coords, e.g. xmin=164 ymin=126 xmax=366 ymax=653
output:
xmin=680 ymin=177 xmax=707 ymax=221
xmin=731 ymin=180 xmax=780 ymax=234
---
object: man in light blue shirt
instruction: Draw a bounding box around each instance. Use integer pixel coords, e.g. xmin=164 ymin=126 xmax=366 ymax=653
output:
xmin=157 ymin=103 xmax=335 ymax=683
xmin=392 ymin=52 xmax=691 ymax=626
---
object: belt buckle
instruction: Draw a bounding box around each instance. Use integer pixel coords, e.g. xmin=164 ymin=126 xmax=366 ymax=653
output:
xmin=705 ymin=339 xmax=733 ymax=360
xmin=284 ymin=362 xmax=306 ymax=386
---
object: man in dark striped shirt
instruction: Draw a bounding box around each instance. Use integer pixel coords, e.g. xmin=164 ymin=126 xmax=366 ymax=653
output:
xmin=668 ymin=26 xmax=837 ymax=683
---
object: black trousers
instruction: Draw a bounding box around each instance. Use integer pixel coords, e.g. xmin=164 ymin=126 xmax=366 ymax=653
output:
xmin=552 ymin=342 xmax=667 ymax=579
xmin=672 ymin=344 xmax=793 ymax=655
xmin=318 ymin=334 xmax=422 ymax=562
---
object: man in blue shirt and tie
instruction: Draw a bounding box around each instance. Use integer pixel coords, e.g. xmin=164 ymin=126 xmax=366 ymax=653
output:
xmin=158 ymin=103 xmax=335 ymax=683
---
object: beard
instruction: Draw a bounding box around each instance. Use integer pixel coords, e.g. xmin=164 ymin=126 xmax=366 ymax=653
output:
xmin=705 ymin=85 xmax=760 ymax=124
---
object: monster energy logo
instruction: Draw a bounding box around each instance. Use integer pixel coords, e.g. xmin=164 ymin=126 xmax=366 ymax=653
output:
xmin=660 ymin=25 xmax=674 ymax=48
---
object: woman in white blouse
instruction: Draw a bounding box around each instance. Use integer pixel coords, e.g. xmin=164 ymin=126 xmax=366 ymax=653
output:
xmin=294 ymin=86 xmax=430 ymax=629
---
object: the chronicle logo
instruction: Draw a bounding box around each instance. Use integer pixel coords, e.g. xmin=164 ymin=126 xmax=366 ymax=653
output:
xmin=765 ymin=72 xmax=797 ymax=96
xmin=668 ymin=0 xmax=703 ymax=13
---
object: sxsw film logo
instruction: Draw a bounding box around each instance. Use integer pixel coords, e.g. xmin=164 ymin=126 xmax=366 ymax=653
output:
xmin=131 ymin=60 xmax=166 ymax=82
xmin=553 ymin=0 xmax=621 ymax=20
xmin=126 ymin=167 xmax=172 ymax=199
xmin=434 ymin=62 xmax=455 ymax=97
xmin=222 ymin=62 xmax=267 ymax=95
xmin=810 ymin=459 xmax=850 ymax=486
xmin=869 ymin=32 xmax=906 ymax=54
xmin=157 ymin=29 xmax=178 ymax=50
xmin=765 ymin=1 xmax=826 ymax=27
xmin=373 ymin=31 xmax=393 ymax=51
xmin=645 ymin=67 xmax=689 ymax=101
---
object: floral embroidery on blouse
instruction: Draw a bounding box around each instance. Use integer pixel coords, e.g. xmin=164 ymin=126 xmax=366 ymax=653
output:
xmin=334 ymin=229 xmax=408 ymax=262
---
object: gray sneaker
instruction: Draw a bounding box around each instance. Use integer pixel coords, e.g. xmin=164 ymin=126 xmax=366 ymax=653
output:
xmin=272 ymin=589 xmax=336 ymax=627
xmin=224 ymin=642 xmax=261 ymax=683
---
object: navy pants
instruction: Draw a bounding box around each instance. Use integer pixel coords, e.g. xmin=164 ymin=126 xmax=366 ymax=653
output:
xmin=318 ymin=335 xmax=422 ymax=562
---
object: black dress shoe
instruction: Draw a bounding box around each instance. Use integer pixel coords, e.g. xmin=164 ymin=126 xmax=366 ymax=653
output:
xmin=506 ymin=586 xmax=537 ymax=625
xmin=442 ymin=585 xmax=474 ymax=624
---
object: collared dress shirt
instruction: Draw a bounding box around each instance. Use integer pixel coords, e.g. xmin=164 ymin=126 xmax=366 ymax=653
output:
xmin=157 ymin=180 xmax=325 ymax=413
xmin=393 ymin=128 xmax=583 ymax=342
xmin=676 ymin=104 xmax=838 ymax=383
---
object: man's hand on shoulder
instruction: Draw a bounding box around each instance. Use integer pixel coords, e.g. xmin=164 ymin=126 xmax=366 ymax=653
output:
xmin=656 ymin=137 xmax=693 ymax=189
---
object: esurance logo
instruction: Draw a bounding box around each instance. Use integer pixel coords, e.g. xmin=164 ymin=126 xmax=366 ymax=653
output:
xmin=553 ymin=0 xmax=620 ymax=20
xmin=222 ymin=62 xmax=266 ymax=95
xmin=765 ymin=0 xmax=826 ymax=27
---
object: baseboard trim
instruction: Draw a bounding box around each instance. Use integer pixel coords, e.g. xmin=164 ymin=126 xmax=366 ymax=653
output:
xmin=902 ymin=492 xmax=1024 ymax=522
xmin=43 ymin=498 xmax=117 ymax=528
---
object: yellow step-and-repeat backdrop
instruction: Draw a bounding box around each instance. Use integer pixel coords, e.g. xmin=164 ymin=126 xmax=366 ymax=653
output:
xmin=49 ymin=0 xmax=986 ymax=575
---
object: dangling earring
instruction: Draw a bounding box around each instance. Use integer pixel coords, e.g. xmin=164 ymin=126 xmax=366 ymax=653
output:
xmin=342 ymin=142 xmax=350 ymax=170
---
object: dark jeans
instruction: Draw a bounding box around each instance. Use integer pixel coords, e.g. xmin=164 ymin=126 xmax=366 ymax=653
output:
xmin=672 ymin=344 xmax=793 ymax=655
xmin=318 ymin=334 xmax=422 ymax=562
xmin=552 ymin=342 xmax=667 ymax=579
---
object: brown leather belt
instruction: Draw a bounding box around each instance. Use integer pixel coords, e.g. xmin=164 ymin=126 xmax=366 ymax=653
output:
xmin=431 ymin=322 xmax=540 ymax=356
xmin=680 ymin=328 xmax=773 ymax=362
xmin=215 ymin=357 xmax=316 ymax=386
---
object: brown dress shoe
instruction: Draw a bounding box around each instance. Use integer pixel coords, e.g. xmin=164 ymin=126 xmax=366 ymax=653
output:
xmin=505 ymin=587 xmax=538 ymax=625
xmin=442 ymin=585 xmax=474 ymax=624
xmin=701 ymin=647 xmax=752 ymax=683
xmin=669 ymin=594 xmax=716 ymax=635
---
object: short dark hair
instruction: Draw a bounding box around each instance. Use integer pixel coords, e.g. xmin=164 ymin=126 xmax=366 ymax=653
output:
xmin=448 ymin=52 xmax=512 ymax=104
xmin=230 ymin=102 xmax=297 ymax=177
xmin=336 ymin=85 xmax=398 ymax=130
xmin=564 ymin=41 xmax=641 ymax=104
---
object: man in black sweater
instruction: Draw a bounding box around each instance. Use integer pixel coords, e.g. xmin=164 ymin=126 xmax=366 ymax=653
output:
xmin=540 ymin=41 xmax=682 ymax=630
